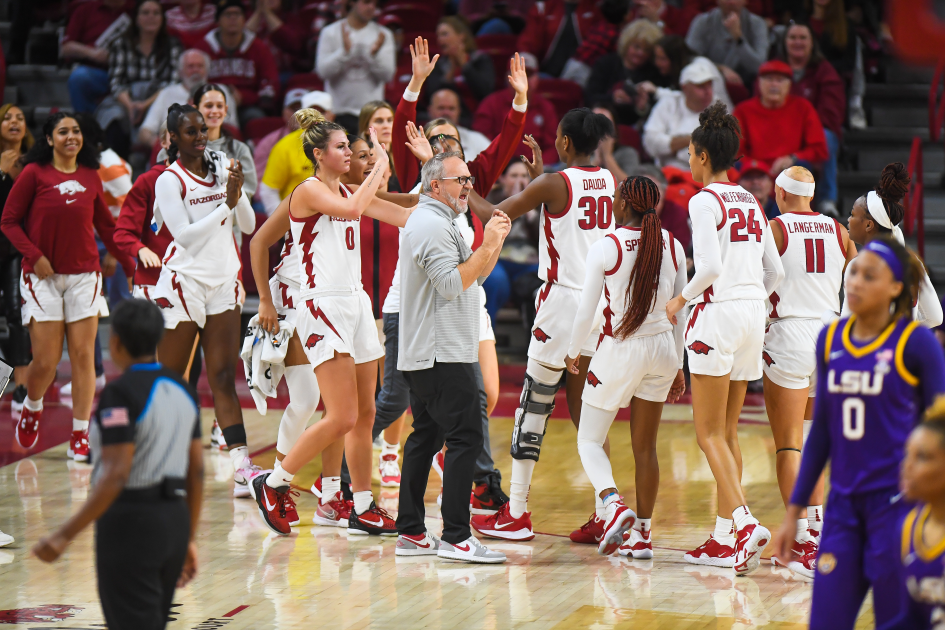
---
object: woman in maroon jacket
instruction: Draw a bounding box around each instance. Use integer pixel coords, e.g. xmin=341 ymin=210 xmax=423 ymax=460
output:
xmin=1 ymin=112 xmax=135 ymax=458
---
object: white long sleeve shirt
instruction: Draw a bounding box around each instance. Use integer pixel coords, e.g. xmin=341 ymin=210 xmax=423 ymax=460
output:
xmin=315 ymin=19 xmax=395 ymax=116
xmin=642 ymin=91 xmax=704 ymax=169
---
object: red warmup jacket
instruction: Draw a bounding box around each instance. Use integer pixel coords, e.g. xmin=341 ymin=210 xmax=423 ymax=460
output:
xmin=114 ymin=164 xmax=173 ymax=287
xmin=1 ymin=163 xmax=135 ymax=276
xmin=359 ymin=217 xmax=399 ymax=319
xmin=198 ymin=29 xmax=279 ymax=107
xmin=517 ymin=0 xmax=603 ymax=66
xmin=791 ymin=59 xmax=846 ymax=136
xmin=472 ymin=88 xmax=559 ymax=166
xmin=733 ymin=95 xmax=829 ymax=166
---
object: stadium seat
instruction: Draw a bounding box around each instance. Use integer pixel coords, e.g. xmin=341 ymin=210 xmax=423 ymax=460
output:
xmin=475 ymin=34 xmax=517 ymax=81
xmin=245 ymin=117 xmax=285 ymax=143
xmin=285 ymin=73 xmax=324 ymax=93
xmin=617 ymin=124 xmax=642 ymax=153
xmin=537 ymin=78 xmax=584 ymax=119
xmin=383 ymin=3 xmax=441 ymax=32
xmin=385 ymin=79 xmax=411 ymax=107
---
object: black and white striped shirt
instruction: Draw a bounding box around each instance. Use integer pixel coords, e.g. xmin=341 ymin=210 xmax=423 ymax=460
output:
xmin=107 ymin=35 xmax=182 ymax=97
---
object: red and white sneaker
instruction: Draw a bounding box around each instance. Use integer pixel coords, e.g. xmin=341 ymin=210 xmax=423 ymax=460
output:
xmin=347 ymin=501 xmax=397 ymax=536
xmin=733 ymin=522 xmax=770 ymax=576
xmin=209 ymin=420 xmax=226 ymax=450
xmin=598 ymin=502 xmax=636 ymax=556
xmin=66 ymin=430 xmax=89 ymax=462
xmin=471 ymin=503 xmax=534 ymax=541
xmin=15 ymin=406 xmax=41 ymax=449
xmin=314 ymin=492 xmax=351 ymax=528
xmin=395 ymin=531 xmax=441 ymax=556
xmin=379 ymin=452 xmax=401 ymax=487
xmin=234 ymin=457 xmax=265 ymax=499
xmin=311 ymin=476 xmax=322 ymax=498
xmin=432 ymin=450 xmax=445 ymax=479
xmin=284 ymin=489 xmax=300 ymax=527
xmin=251 ymin=473 xmax=292 ymax=535
xmin=570 ymin=513 xmax=605 ymax=544
xmin=773 ymin=537 xmax=818 ymax=580
xmin=684 ymin=535 xmax=736 ymax=568
xmin=619 ymin=526 xmax=654 ymax=559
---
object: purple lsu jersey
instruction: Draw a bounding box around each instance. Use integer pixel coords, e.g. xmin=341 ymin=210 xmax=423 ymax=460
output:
xmin=820 ymin=316 xmax=923 ymax=495
xmin=900 ymin=504 xmax=945 ymax=629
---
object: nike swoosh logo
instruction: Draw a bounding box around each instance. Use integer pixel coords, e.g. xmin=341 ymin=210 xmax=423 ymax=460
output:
xmin=830 ymin=350 xmax=845 ymax=360
xmin=454 ymin=543 xmax=471 ymax=552
xmin=413 ymin=540 xmax=432 ymax=548
xmin=66 ymin=199 xmax=76 ymax=204
xmin=264 ymin=491 xmax=278 ymax=511
xmin=190 ymin=187 xmax=197 ymax=192
xmin=360 ymin=515 xmax=384 ymax=527
xmin=495 ymin=520 xmax=517 ymax=530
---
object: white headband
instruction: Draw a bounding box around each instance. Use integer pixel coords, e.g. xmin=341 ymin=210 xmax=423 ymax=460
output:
xmin=866 ymin=191 xmax=905 ymax=245
xmin=775 ymin=170 xmax=815 ymax=197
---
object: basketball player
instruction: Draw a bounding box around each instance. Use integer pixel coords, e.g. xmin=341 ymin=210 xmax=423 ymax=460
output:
xmin=773 ymin=237 xmax=945 ymax=629
xmin=762 ymin=166 xmax=856 ymax=579
xmin=844 ymin=162 xmax=943 ymax=328
xmin=150 ymin=104 xmax=257 ymax=498
xmin=252 ymin=112 xmax=413 ymax=536
xmin=565 ymin=176 xmax=687 ymax=557
xmin=468 ymin=108 xmax=616 ymax=541
xmin=896 ymin=398 xmax=945 ymax=629
xmin=664 ymin=103 xmax=784 ymax=575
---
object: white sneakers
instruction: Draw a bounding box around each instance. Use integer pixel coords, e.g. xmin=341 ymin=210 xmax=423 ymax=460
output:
xmin=395 ymin=531 xmax=441 ymax=556
xmin=438 ymin=536 xmax=507 ymax=564
xmin=0 ymin=530 xmax=12 ymax=547
xmin=60 ymin=374 xmax=107 ymax=397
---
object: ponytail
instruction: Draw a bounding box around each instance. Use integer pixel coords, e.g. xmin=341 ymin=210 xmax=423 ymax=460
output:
xmin=614 ymin=176 xmax=664 ymax=340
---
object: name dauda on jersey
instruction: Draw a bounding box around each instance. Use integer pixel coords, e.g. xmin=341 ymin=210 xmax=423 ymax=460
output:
xmin=583 ymin=178 xmax=608 ymax=191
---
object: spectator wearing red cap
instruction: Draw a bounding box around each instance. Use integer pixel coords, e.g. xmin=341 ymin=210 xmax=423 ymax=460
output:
xmin=516 ymin=0 xmax=604 ymax=78
xmin=166 ymin=0 xmax=216 ymax=48
xmin=197 ymin=0 xmax=280 ymax=125
xmin=733 ymin=60 xmax=828 ymax=196
xmin=778 ymin=22 xmax=845 ymax=216
xmin=685 ymin=0 xmax=768 ymax=86
xmin=735 ymin=158 xmax=778 ymax=220
xmin=473 ymin=52 xmax=559 ymax=165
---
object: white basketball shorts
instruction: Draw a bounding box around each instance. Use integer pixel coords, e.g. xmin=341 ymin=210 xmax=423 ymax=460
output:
xmin=132 ymin=284 xmax=156 ymax=302
xmin=763 ymin=318 xmax=824 ymax=395
xmin=297 ymin=291 xmax=384 ymax=369
xmin=529 ymin=282 xmax=600 ymax=369
xmin=152 ymin=269 xmax=240 ymax=329
xmin=583 ymin=330 xmax=679 ymax=411
xmin=269 ymin=275 xmax=300 ymax=329
xmin=685 ymin=299 xmax=765 ymax=381
xmin=21 ymin=271 xmax=108 ymax=324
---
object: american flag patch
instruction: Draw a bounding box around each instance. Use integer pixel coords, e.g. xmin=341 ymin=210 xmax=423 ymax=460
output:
xmin=101 ymin=407 xmax=129 ymax=428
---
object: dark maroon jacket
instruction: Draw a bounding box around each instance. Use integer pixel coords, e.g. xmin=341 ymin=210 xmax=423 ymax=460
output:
xmin=791 ymin=59 xmax=846 ymax=136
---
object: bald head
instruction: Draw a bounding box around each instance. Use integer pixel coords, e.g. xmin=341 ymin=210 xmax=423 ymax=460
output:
xmin=774 ymin=165 xmax=815 ymax=212
xmin=786 ymin=166 xmax=814 ymax=184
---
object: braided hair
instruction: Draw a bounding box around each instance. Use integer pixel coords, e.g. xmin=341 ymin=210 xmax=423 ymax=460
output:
xmin=614 ymin=176 xmax=664 ymax=340
xmin=690 ymin=101 xmax=741 ymax=172
xmin=165 ymin=103 xmax=200 ymax=165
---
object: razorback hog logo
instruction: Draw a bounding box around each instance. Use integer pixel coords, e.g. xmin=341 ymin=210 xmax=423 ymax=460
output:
xmin=0 ymin=605 xmax=83 ymax=622
xmin=305 ymin=333 xmax=324 ymax=349
xmin=154 ymin=297 xmax=174 ymax=309
xmin=532 ymin=328 xmax=551 ymax=343
xmin=586 ymin=372 xmax=602 ymax=387
xmin=54 ymin=180 xmax=86 ymax=195
xmin=762 ymin=351 xmax=775 ymax=367
xmin=688 ymin=341 xmax=714 ymax=355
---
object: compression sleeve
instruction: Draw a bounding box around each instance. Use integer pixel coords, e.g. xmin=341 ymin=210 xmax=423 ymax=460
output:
xmin=567 ymin=237 xmax=615 ymax=360
xmin=673 ymin=238 xmax=687 ymax=367
xmin=790 ymin=327 xmax=833 ymax=506
xmin=916 ymin=270 xmax=944 ymax=328
xmin=762 ymin=226 xmax=785 ymax=295
xmin=902 ymin=324 xmax=945 ymax=412
xmin=233 ymin=188 xmax=255 ymax=234
xmin=155 ymin=172 xmax=231 ymax=250
xmin=681 ymin=194 xmax=723 ymax=301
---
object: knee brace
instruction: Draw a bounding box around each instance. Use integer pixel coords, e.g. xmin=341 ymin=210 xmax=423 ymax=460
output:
xmin=510 ymin=370 xmax=561 ymax=462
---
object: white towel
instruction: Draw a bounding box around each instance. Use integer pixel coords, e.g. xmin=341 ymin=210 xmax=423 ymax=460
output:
xmin=240 ymin=314 xmax=295 ymax=414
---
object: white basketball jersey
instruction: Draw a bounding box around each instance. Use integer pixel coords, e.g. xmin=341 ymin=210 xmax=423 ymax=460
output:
xmin=539 ymin=166 xmax=616 ymax=290
xmin=768 ymin=211 xmax=845 ymax=319
xmin=273 ymin=230 xmax=300 ymax=288
xmin=289 ymin=178 xmax=362 ymax=299
xmin=690 ymin=182 xmax=770 ymax=304
xmin=160 ymin=157 xmax=239 ymax=285
xmin=602 ymin=226 xmax=682 ymax=339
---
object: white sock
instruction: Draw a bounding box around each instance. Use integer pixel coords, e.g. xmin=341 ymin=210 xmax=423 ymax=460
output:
xmin=796 ymin=518 xmax=812 ymax=542
xmin=276 ymin=365 xmax=320 ymax=455
xmin=353 ymin=490 xmax=373 ymax=514
xmin=274 ymin=458 xmax=283 ymax=472
xmin=808 ymin=505 xmax=824 ymax=535
xmin=267 ymin=466 xmax=293 ymax=489
xmin=72 ymin=418 xmax=89 ymax=432
xmin=321 ymin=476 xmax=341 ymax=504
xmin=229 ymin=445 xmax=249 ymax=472
xmin=732 ymin=506 xmax=758 ymax=531
xmin=381 ymin=440 xmax=400 ymax=456
xmin=509 ymin=459 xmax=535 ymax=518
xmin=635 ymin=518 xmax=651 ymax=534
xmin=25 ymin=396 xmax=42 ymax=412
xmin=714 ymin=516 xmax=735 ymax=545
xmin=602 ymin=492 xmax=619 ymax=518
xmin=595 ymin=494 xmax=605 ymax=519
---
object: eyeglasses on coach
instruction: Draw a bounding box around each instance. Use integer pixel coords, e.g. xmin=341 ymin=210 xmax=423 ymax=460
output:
xmin=440 ymin=175 xmax=476 ymax=186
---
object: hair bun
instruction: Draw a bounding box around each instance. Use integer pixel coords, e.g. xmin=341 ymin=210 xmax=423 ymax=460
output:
xmin=295 ymin=108 xmax=327 ymax=131
xmin=877 ymin=162 xmax=910 ymax=204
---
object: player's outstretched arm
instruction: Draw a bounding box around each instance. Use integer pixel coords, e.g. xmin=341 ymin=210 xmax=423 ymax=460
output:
xmin=493 ymin=173 xmax=563 ymax=221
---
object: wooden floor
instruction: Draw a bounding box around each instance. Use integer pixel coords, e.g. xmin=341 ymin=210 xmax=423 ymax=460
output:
xmin=0 ymin=404 xmax=875 ymax=629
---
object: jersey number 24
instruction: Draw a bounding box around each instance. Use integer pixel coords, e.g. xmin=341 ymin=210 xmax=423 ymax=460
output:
xmin=729 ymin=208 xmax=763 ymax=243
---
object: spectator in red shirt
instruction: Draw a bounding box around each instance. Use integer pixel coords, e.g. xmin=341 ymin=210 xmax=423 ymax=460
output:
xmin=63 ymin=0 xmax=134 ymax=113
xmin=778 ymin=22 xmax=845 ymax=216
xmin=473 ymin=52 xmax=559 ymax=165
xmin=0 ymin=113 xmax=135 ymax=456
xmin=517 ymin=0 xmax=604 ymax=77
xmin=198 ymin=0 xmax=279 ymax=125
xmin=166 ymin=0 xmax=216 ymax=48
xmin=733 ymin=60 xmax=828 ymax=191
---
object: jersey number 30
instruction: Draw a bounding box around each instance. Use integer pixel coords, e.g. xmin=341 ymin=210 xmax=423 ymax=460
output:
xmin=729 ymin=208 xmax=763 ymax=243
xmin=578 ymin=196 xmax=613 ymax=230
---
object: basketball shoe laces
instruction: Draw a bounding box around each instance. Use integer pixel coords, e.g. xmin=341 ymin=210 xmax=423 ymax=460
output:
xmin=578 ymin=513 xmax=601 ymax=534
xmin=365 ymin=503 xmax=395 ymax=525
xmin=284 ymin=489 xmax=300 ymax=512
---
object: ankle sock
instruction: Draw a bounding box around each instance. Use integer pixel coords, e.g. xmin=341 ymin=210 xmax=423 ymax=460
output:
xmin=229 ymin=445 xmax=249 ymax=472
xmin=267 ymin=466 xmax=293 ymax=489
xmin=714 ymin=516 xmax=735 ymax=545
xmin=25 ymin=396 xmax=42 ymax=412
xmin=353 ymin=491 xmax=373 ymax=514
xmin=595 ymin=495 xmax=605 ymax=519
xmin=321 ymin=476 xmax=341 ymax=504
xmin=808 ymin=505 xmax=824 ymax=535
xmin=635 ymin=518 xmax=651 ymax=534
xmin=72 ymin=418 xmax=89 ymax=432
xmin=796 ymin=519 xmax=812 ymax=542
xmin=732 ymin=506 xmax=757 ymax=531
xmin=381 ymin=440 xmax=399 ymax=456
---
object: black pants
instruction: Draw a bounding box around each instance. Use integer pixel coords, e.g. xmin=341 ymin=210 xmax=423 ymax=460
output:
xmin=0 ymin=254 xmax=30 ymax=367
xmin=398 ymin=362 xmax=482 ymax=544
xmin=96 ymin=500 xmax=189 ymax=630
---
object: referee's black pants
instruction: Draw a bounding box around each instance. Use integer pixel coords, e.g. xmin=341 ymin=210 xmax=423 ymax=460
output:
xmin=398 ymin=361 xmax=482 ymax=545
xmin=96 ymin=499 xmax=189 ymax=630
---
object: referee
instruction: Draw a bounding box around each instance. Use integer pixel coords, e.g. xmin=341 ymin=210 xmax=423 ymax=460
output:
xmin=33 ymin=299 xmax=204 ymax=630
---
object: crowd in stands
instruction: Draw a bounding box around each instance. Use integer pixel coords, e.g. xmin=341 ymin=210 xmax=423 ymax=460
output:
xmin=1 ymin=0 xmax=893 ymax=314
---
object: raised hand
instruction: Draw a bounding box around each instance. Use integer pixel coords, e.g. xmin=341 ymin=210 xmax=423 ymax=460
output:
xmin=368 ymin=126 xmax=389 ymax=168
xmin=508 ymin=52 xmax=528 ymax=98
xmin=404 ymin=121 xmax=434 ymax=164
xmin=520 ymin=134 xmax=543 ymax=179
xmin=226 ymin=158 xmax=244 ymax=209
xmin=410 ymin=37 xmax=439 ymax=86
